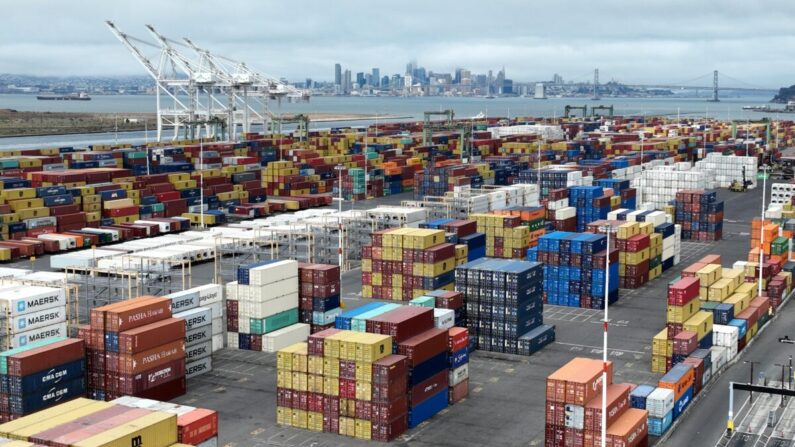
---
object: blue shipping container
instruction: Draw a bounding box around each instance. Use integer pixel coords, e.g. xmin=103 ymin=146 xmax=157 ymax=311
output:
xmin=648 ymin=410 xmax=673 ymax=436
xmin=8 ymin=377 xmax=85 ymax=415
xmin=672 ymin=386 xmax=694 ymax=420
xmin=5 ymin=359 xmax=84 ymax=396
xmin=408 ymin=387 xmax=449 ymax=428
xmin=630 ymin=384 xmax=655 ymax=409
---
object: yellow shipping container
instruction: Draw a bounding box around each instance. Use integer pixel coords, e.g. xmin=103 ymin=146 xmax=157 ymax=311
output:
xmin=736 ymin=282 xmax=758 ymax=299
xmin=697 ymin=264 xmax=722 ymax=287
xmin=73 ymin=412 xmax=177 ymax=447
xmin=339 ymin=417 xmax=356 ymax=437
xmin=617 ymin=222 xmax=639 ymax=239
xmin=9 ymin=198 xmax=44 ymax=211
xmin=355 ymin=380 xmax=372 ymax=401
xmin=708 ymin=278 xmax=733 ymax=302
xmin=290 ymin=409 xmax=308 ymax=430
xmin=307 ymin=411 xmax=323 ymax=432
xmin=356 ymin=333 xmax=392 ymax=363
xmin=652 ymin=329 xmax=672 ymax=357
xmin=651 ymin=355 xmax=668 ymax=373
xmin=0 ymin=398 xmax=105 ymax=439
xmin=307 ymin=355 xmax=324 ymax=375
xmin=307 ymin=374 xmax=323 ymax=393
xmin=683 ymin=311 xmax=713 ymax=341
xmin=422 ymin=259 xmax=455 ymax=277
xmin=356 ymin=361 xmax=372 ymax=382
xmin=17 ymin=207 xmax=50 ymax=220
xmin=355 ymin=419 xmax=372 ymax=440
xmin=276 ymin=407 xmax=291 ymax=426
xmin=323 ymin=376 xmax=339 ymax=396
xmin=724 ymin=293 xmax=750 ymax=315
xmin=1 ymin=188 xmax=35 ymax=201
xmin=666 ymin=300 xmax=699 ymax=324
xmin=0 ymin=248 xmax=11 ymax=262
xmin=276 ymin=370 xmax=291 ymax=389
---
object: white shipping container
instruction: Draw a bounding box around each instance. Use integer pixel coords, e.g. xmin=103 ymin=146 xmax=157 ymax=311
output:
xmin=564 ymin=404 xmax=584 ymax=430
xmin=711 ymin=346 xmax=729 ymax=371
xmin=646 ymin=388 xmax=675 ymax=418
xmin=239 ymin=294 xmax=297 ymax=320
xmin=211 ymin=317 xmax=223 ymax=336
xmin=165 ymin=290 xmax=200 ymax=314
xmin=174 ymin=307 xmax=212 ymax=331
xmin=185 ymin=340 xmax=212 ymax=362
xmin=3 ymin=306 xmax=66 ymax=333
xmin=449 ymin=363 xmax=469 ymax=387
xmin=433 ymin=308 xmax=454 ymax=330
xmin=185 ymin=325 xmax=212 ymax=347
xmin=205 ymin=301 xmax=223 ymax=319
xmin=262 ymin=323 xmax=310 ymax=353
xmin=196 ymin=284 xmax=223 ymax=305
xmin=249 ymin=260 xmax=298 ymax=286
xmin=227 ymin=332 xmax=239 ymax=349
xmin=186 ymin=356 xmax=213 ymax=379
xmin=0 ymin=286 xmax=66 ymax=316
xmin=0 ymin=322 xmax=68 ymax=349
xmin=212 ymin=334 xmax=224 ymax=352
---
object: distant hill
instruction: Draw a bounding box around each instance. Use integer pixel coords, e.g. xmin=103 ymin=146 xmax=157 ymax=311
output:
xmin=771 ymin=85 xmax=795 ymax=103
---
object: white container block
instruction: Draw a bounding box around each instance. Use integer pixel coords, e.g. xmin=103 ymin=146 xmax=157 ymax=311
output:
xmin=262 ymin=323 xmax=310 ymax=352
xmin=0 ymin=322 xmax=68 ymax=349
xmin=433 ymin=308 xmax=455 ymax=330
xmin=0 ymin=286 xmax=65 ymax=316
xmin=186 ymin=356 xmax=212 ymax=379
xmin=646 ymin=388 xmax=675 ymax=418
xmin=212 ymin=333 xmax=224 ymax=352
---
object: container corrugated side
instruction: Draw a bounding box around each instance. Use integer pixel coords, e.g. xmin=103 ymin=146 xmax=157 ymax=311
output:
xmin=72 ymin=411 xmax=177 ymax=447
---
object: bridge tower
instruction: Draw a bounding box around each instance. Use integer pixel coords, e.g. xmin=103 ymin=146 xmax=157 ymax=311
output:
xmin=709 ymin=70 xmax=719 ymax=102
xmin=592 ymin=68 xmax=600 ymax=101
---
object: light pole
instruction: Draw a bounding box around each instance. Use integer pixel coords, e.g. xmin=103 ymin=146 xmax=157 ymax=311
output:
xmin=334 ymin=164 xmax=345 ymax=269
xmin=639 ymin=130 xmax=645 ymax=205
xmin=601 ymin=223 xmax=612 ymax=447
xmin=199 ymin=127 xmax=205 ymax=230
xmin=775 ymin=363 xmax=788 ymax=407
xmin=758 ymin=165 xmax=769 ymax=298
xmin=537 ymin=137 xmax=542 ymax=194
xmin=743 ymin=360 xmax=761 ymax=404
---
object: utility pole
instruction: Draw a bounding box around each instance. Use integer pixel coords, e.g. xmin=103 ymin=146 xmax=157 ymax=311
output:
xmin=334 ymin=164 xmax=345 ymax=269
xmin=601 ymin=223 xmax=612 ymax=447
xmin=744 ymin=360 xmax=761 ymax=404
xmin=775 ymin=363 xmax=788 ymax=406
xmin=759 ymin=165 xmax=768 ymax=298
xmin=593 ymin=68 xmax=600 ymax=101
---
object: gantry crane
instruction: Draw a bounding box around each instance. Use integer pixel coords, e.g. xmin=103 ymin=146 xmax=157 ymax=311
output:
xmin=105 ymin=21 xmax=309 ymax=142
xmin=422 ymin=110 xmax=473 ymax=162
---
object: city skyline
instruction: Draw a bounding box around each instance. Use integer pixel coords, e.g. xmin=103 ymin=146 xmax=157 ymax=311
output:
xmin=1 ymin=0 xmax=794 ymax=88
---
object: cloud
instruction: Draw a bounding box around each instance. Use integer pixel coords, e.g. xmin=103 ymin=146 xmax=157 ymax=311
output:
xmin=1 ymin=0 xmax=793 ymax=87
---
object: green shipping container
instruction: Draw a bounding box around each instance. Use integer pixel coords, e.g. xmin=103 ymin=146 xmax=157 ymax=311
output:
xmin=409 ymin=296 xmax=435 ymax=308
xmin=250 ymin=308 xmax=298 ymax=335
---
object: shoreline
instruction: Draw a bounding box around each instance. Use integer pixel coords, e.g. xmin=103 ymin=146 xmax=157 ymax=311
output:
xmin=0 ymin=111 xmax=411 ymax=139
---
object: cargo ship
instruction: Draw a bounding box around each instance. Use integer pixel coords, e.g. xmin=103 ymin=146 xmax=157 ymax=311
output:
xmin=36 ymin=92 xmax=91 ymax=101
xmin=742 ymin=101 xmax=795 ymax=113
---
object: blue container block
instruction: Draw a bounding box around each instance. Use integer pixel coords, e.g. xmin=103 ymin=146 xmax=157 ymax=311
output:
xmin=312 ymin=294 xmax=341 ymax=312
xmin=630 ymin=384 xmax=655 ymax=409
xmin=698 ymin=331 xmax=713 ymax=349
xmin=729 ymin=319 xmax=747 ymax=339
xmin=334 ymin=303 xmax=384 ymax=331
xmin=410 ymin=351 xmax=448 ymax=386
xmin=449 ymin=348 xmax=469 ymax=369
xmin=517 ymin=324 xmax=555 ymax=355
xmin=713 ymin=304 xmax=734 ymax=325
xmin=648 ymin=410 xmax=673 ymax=436
xmin=35 ymin=186 xmax=68 ymax=198
xmin=672 ymin=386 xmax=694 ymax=420
xmin=99 ymin=189 xmax=127 ymax=201
xmin=8 ymin=377 xmax=85 ymax=415
xmin=3 ymin=358 xmax=83 ymax=395
xmin=42 ymin=194 xmax=74 ymax=207
xmin=408 ymin=388 xmax=449 ymax=428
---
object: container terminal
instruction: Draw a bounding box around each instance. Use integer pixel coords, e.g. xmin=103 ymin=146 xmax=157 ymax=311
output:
xmin=0 ymin=26 xmax=792 ymax=447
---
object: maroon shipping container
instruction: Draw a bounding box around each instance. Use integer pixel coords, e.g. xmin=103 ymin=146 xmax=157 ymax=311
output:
xmin=368 ymin=307 xmax=434 ymax=343
xmin=117 ymin=318 xmax=185 ymax=354
xmin=355 ymin=400 xmax=372 ymax=420
xmin=423 ymin=243 xmax=455 ymax=263
xmin=371 ymin=415 xmax=408 ymax=442
xmin=117 ymin=358 xmax=186 ymax=395
xmin=435 ymin=291 xmax=464 ymax=310
xmin=409 ymin=370 xmax=448 ymax=406
xmin=449 ymin=379 xmax=469 ymax=404
xmin=372 ymin=379 xmax=407 ymax=405
xmin=372 ymin=355 xmax=408 ymax=385
xmin=448 ymin=327 xmax=469 ymax=353
xmin=137 ymin=376 xmax=186 ymax=401
xmin=667 ymin=277 xmax=700 ymax=306
xmin=584 ymin=383 xmax=631 ymax=432
xmin=546 ymin=400 xmax=565 ymax=426
xmin=7 ymin=339 xmax=84 ymax=377
xmin=116 ymin=339 xmax=185 ymax=375
xmin=397 ymin=328 xmax=447 ymax=367
xmin=308 ymin=328 xmax=341 ymax=356
xmin=672 ymin=331 xmax=698 ymax=356
xmin=105 ymin=296 xmax=172 ymax=333
xmin=312 ymin=264 xmax=340 ymax=284
xmin=371 ymin=396 xmax=407 ymax=424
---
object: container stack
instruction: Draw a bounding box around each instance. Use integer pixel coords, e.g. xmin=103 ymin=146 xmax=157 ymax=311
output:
xmin=166 ymin=284 xmax=224 ymax=379
xmin=413 ymin=164 xmax=480 ymax=200
xmin=634 ymin=165 xmax=708 ymax=210
xmin=675 ymin=190 xmax=723 ymax=241
xmin=85 ymin=295 xmax=186 ymax=401
xmin=0 ymin=338 xmax=85 ymax=421
xmin=0 ymin=397 xmax=218 ymax=447
xmin=616 ymin=222 xmax=653 ymax=289
xmin=277 ymin=314 xmax=468 ymax=442
xmin=652 ymin=276 xmax=699 ymax=373
xmin=545 ymin=357 xmax=648 ymax=447
xmin=693 ymin=153 xmax=757 ymax=189
xmin=569 ymin=186 xmax=612 ymax=232
xmin=492 ymin=206 xmax=546 ymax=249
xmin=455 ymin=258 xmax=555 ymax=355
xmin=471 ymin=213 xmax=532 ymax=259
xmin=361 ymin=228 xmax=458 ymax=301
xmin=530 ymin=231 xmax=619 ymax=309
xmin=225 ymin=259 xmax=310 ymax=352
xmin=0 ymin=286 xmax=68 ymax=350
xmin=298 ymin=263 xmax=342 ymax=334
xmin=440 ymin=219 xmax=485 ymax=261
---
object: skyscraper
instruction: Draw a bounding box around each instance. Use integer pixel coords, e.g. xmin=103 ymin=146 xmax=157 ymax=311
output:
xmin=356 ymin=72 xmax=365 ymax=88
xmin=343 ymin=69 xmax=352 ymax=94
xmin=371 ymin=68 xmax=380 ymax=87
xmin=334 ymin=63 xmax=342 ymax=86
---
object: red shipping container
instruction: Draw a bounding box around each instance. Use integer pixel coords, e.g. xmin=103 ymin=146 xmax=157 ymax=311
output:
xmin=672 ymin=331 xmax=698 ymax=356
xmin=368 ymin=307 xmax=434 ymax=343
xmin=448 ymin=327 xmax=469 ymax=352
xmin=116 ymin=358 xmax=185 ymax=395
xmin=667 ymin=277 xmax=700 ymax=306
xmin=409 ymin=370 xmax=448 ymax=406
xmin=397 ymin=328 xmax=447 ymax=367
xmin=117 ymin=318 xmax=186 ymax=354
xmin=371 ymin=396 xmax=407 ymax=424
xmin=105 ymin=296 xmax=172 ymax=333
xmin=104 ymin=206 xmax=139 ymax=218
xmin=435 ymin=291 xmax=464 ymax=310
xmin=449 ymin=378 xmax=469 ymax=404
xmin=545 ymin=399 xmax=565 ymax=426
xmin=116 ymin=340 xmax=185 ymax=375
xmin=371 ymin=415 xmax=407 ymax=442
xmin=605 ymin=408 xmax=648 ymax=447
xmin=138 ymin=376 xmax=186 ymax=401
xmin=584 ymin=383 xmax=631 ymax=432
xmin=372 ymin=355 xmax=408 ymax=385
xmin=7 ymin=339 xmax=84 ymax=377
xmin=178 ymin=408 xmax=218 ymax=445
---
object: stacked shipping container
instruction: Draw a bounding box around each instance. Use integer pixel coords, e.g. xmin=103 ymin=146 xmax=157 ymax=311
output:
xmin=455 ymin=258 xmax=555 ymax=355
xmin=297 ymin=263 xmax=341 ymax=333
xmin=0 ymin=286 xmax=68 ymax=351
xmin=675 ymin=190 xmax=724 ymax=241
xmin=166 ymin=284 xmax=224 ymax=379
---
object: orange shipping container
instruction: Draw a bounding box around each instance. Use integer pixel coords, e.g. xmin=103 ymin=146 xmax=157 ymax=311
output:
xmin=605 ymin=408 xmax=649 ymax=447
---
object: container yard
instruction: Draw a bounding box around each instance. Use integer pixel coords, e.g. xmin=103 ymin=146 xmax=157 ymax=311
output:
xmin=0 ymin=114 xmax=791 ymax=446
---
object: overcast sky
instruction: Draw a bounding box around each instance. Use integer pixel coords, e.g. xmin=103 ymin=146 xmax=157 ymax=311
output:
xmin=2 ymin=0 xmax=794 ymax=88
